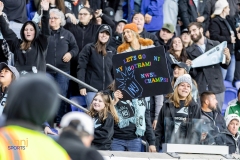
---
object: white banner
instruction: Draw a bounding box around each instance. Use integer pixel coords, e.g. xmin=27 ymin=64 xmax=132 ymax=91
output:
xmin=191 ymin=41 xmax=227 ymax=68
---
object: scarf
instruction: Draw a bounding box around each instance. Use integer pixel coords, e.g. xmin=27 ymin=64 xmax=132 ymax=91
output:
xmin=115 ymin=97 xmax=151 ymax=136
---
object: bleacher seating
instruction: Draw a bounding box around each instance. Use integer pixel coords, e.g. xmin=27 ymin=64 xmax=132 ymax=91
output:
xmin=222 ymin=87 xmax=238 ymax=115
xmin=69 ymin=96 xmax=87 ymax=112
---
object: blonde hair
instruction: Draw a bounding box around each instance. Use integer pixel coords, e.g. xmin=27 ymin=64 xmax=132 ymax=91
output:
xmin=88 ymin=92 xmax=119 ymax=123
xmin=169 ymin=85 xmax=192 ymax=108
xmin=122 ymin=30 xmax=140 ymax=43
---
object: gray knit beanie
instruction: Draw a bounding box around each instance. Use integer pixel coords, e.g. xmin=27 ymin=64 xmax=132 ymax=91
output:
xmin=174 ymin=74 xmax=192 ymax=89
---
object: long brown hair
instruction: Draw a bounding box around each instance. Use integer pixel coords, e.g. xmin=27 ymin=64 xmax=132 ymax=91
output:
xmin=38 ymin=0 xmax=66 ymax=14
xmin=95 ymin=40 xmax=107 ymax=56
xmin=88 ymin=92 xmax=119 ymax=123
xmin=169 ymin=85 xmax=192 ymax=108
xmin=168 ymin=37 xmax=188 ymax=62
xmin=20 ymin=22 xmax=34 ymax=50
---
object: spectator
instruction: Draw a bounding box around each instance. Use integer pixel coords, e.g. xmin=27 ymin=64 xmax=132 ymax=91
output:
xmin=122 ymin=0 xmax=164 ymax=32
xmin=1 ymin=0 xmax=28 ymax=38
xmin=170 ymin=63 xmax=199 ymax=103
xmin=186 ymin=22 xmax=231 ymax=112
xmin=59 ymin=112 xmax=104 ymax=160
xmin=46 ymin=9 xmax=79 ymax=125
xmin=166 ymin=37 xmax=189 ymax=77
xmin=33 ymin=0 xmax=78 ymax=25
xmin=215 ymin=114 xmax=240 ymax=154
xmin=178 ymin=0 xmax=208 ymax=32
xmin=0 ymin=63 xmax=19 ymax=115
xmin=65 ymin=7 xmax=115 ymax=96
xmin=234 ymin=0 xmax=240 ymax=28
xmin=155 ymin=74 xmax=201 ymax=150
xmin=88 ymin=92 xmax=119 ymax=150
xmin=110 ymin=19 xmax=127 ymax=49
xmin=131 ymin=13 xmax=160 ymax=46
xmin=113 ymin=23 xmax=157 ymax=152
xmin=200 ymin=91 xmax=226 ymax=144
xmin=0 ymin=0 xmax=50 ymax=74
xmin=162 ymin=0 xmax=178 ymax=29
xmin=78 ymin=24 xmax=116 ymax=107
xmin=180 ymin=29 xmax=193 ymax=48
xmin=155 ymin=23 xmax=175 ymax=52
xmin=0 ymin=12 xmax=11 ymax=64
xmin=64 ymin=0 xmax=85 ymax=18
xmin=209 ymin=0 xmax=239 ymax=82
xmin=0 ymin=73 xmax=70 ymax=160
xmin=225 ymin=88 xmax=240 ymax=130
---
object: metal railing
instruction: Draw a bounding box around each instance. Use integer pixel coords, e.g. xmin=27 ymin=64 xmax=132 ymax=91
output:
xmin=46 ymin=64 xmax=149 ymax=151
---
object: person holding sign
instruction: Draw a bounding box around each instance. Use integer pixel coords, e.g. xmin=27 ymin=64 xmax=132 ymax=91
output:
xmin=209 ymin=0 xmax=240 ymax=82
xmin=110 ymin=23 xmax=158 ymax=152
xmin=155 ymin=74 xmax=201 ymax=150
xmin=77 ymin=24 xmax=116 ymax=108
xmin=186 ymin=22 xmax=231 ymax=112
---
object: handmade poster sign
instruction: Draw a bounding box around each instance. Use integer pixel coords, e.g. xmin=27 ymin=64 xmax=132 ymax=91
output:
xmin=113 ymin=46 xmax=173 ymax=100
xmin=191 ymin=41 xmax=227 ymax=68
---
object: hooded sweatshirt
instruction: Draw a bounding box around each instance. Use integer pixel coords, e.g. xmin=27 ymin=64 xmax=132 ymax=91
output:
xmin=77 ymin=24 xmax=116 ymax=91
xmin=0 ymin=10 xmax=50 ymax=74
xmin=3 ymin=73 xmax=60 ymax=127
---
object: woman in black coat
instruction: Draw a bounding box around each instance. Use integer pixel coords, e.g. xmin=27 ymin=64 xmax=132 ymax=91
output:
xmin=0 ymin=0 xmax=50 ymax=74
xmin=77 ymin=24 xmax=116 ymax=108
xmin=155 ymin=74 xmax=201 ymax=151
xmin=209 ymin=0 xmax=240 ymax=82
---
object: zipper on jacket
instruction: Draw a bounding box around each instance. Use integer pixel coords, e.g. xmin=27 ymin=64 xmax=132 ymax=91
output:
xmin=81 ymin=27 xmax=85 ymax=49
xmin=202 ymin=111 xmax=220 ymax=132
xmin=54 ymin=33 xmax=57 ymax=69
xmin=103 ymin=56 xmax=105 ymax=90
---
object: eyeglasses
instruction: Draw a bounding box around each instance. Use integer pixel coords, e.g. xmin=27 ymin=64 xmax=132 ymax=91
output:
xmin=49 ymin=17 xmax=59 ymax=20
xmin=79 ymin=13 xmax=90 ymax=16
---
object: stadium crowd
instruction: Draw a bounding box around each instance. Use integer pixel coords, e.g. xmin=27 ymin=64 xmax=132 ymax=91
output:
xmin=1 ymin=0 xmax=240 ymax=159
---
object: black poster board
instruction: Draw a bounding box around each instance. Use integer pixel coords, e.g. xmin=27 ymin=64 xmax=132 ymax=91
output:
xmin=113 ymin=46 xmax=173 ymax=100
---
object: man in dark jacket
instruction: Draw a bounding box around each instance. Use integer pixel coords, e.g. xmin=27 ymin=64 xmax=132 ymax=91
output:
xmin=155 ymin=23 xmax=175 ymax=52
xmin=179 ymin=0 xmax=209 ymax=32
xmin=58 ymin=112 xmax=104 ymax=160
xmin=200 ymin=91 xmax=226 ymax=144
xmin=186 ymin=22 xmax=231 ymax=112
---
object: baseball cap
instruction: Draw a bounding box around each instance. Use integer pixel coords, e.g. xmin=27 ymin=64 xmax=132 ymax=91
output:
xmin=171 ymin=62 xmax=190 ymax=73
xmin=225 ymin=114 xmax=240 ymax=127
xmin=0 ymin=62 xmax=20 ymax=79
xmin=118 ymin=19 xmax=127 ymax=24
xmin=60 ymin=112 xmax=94 ymax=136
xmin=181 ymin=28 xmax=189 ymax=34
xmin=99 ymin=25 xmax=111 ymax=35
xmin=162 ymin=23 xmax=175 ymax=33
xmin=103 ymin=7 xmax=115 ymax=20
xmin=213 ymin=0 xmax=229 ymax=15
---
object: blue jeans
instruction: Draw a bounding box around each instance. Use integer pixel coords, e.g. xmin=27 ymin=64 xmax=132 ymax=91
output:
xmin=85 ymin=92 xmax=97 ymax=109
xmin=111 ymin=138 xmax=142 ymax=152
xmin=47 ymin=72 xmax=69 ymax=123
xmin=221 ymin=54 xmax=235 ymax=82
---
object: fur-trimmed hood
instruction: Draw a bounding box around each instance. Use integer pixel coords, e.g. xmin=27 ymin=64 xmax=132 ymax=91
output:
xmin=117 ymin=38 xmax=154 ymax=53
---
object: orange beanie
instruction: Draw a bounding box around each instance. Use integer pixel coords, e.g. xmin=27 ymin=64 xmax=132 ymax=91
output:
xmin=123 ymin=23 xmax=138 ymax=33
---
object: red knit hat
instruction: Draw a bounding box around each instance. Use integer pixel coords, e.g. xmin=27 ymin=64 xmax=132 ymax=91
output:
xmin=123 ymin=23 xmax=138 ymax=33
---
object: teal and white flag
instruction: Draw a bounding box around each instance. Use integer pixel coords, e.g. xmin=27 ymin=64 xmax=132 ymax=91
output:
xmin=191 ymin=41 xmax=227 ymax=68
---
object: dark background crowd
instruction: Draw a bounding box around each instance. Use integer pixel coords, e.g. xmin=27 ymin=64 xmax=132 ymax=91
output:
xmin=1 ymin=0 xmax=240 ymax=159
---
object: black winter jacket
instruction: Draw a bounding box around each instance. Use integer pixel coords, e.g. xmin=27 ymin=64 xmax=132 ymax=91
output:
xmin=77 ymin=24 xmax=116 ymax=91
xmin=64 ymin=14 xmax=115 ymax=55
xmin=0 ymin=10 xmax=50 ymax=74
xmin=155 ymin=31 xmax=173 ymax=52
xmin=58 ymin=131 xmax=104 ymax=160
xmin=209 ymin=15 xmax=240 ymax=55
xmin=92 ymin=112 xmax=114 ymax=150
xmin=201 ymin=109 xmax=226 ymax=144
xmin=178 ymin=0 xmax=208 ymax=30
xmin=186 ymin=38 xmax=229 ymax=94
xmin=215 ymin=131 xmax=240 ymax=154
xmin=140 ymin=29 xmax=160 ymax=47
xmin=46 ymin=27 xmax=79 ymax=72
xmin=155 ymin=99 xmax=201 ymax=149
